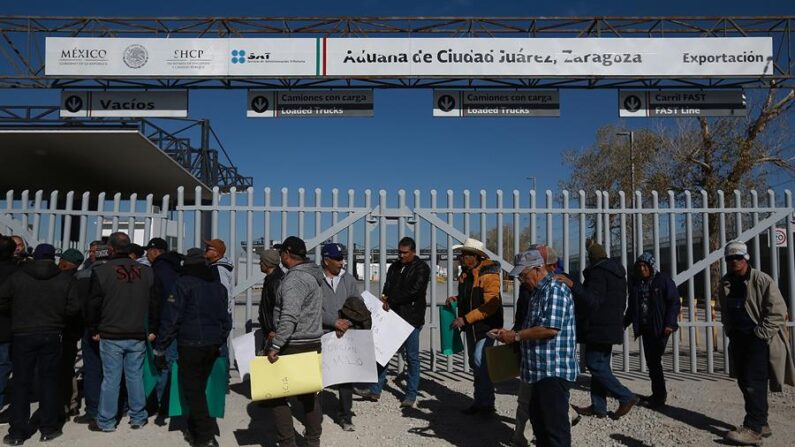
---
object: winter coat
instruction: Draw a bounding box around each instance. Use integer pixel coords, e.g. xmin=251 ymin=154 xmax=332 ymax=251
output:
xmin=271 ymin=261 xmax=324 ymax=352
xmin=719 ymin=268 xmax=795 ymax=391
xmin=321 ymin=270 xmax=361 ymax=332
xmin=87 ymin=256 xmax=160 ymax=340
xmin=456 ymin=259 xmax=504 ymax=339
xmin=0 ymin=259 xmax=79 ymax=335
xmin=570 ymin=257 xmax=627 ymax=345
xmin=258 ymin=267 xmax=284 ymax=335
xmin=210 ymin=256 xmax=234 ymax=313
xmin=156 ymin=264 xmax=232 ymax=349
xmin=0 ymin=260 xmax=19 ymax=342
xmin=382 ymin=257 xmax=431 ymax=327
xmin=625 ymin=270 xmax=680 ymax=339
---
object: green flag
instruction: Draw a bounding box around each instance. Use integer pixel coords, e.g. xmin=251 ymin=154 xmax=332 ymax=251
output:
xmin=168 ymin=356 xmax=228 ymax=418
xmin=439 ymin=302 xmax=465 ymax=355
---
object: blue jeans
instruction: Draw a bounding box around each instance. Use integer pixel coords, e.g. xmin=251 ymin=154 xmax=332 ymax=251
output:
xmin=97 ymin=339 xmax=147 ymax=430
xmin=82 ymin=331 xmax=103 ymax=418
xmin=370 ymin=326 xmax=421 ymax=402
xmin=0 ymin=342 xmax=11 ymax=409
xmin=466 ymin=333 xmax=495 ymax=407
xmin=155 ymin=340 xmax=178 ymax=403
xmin=584 ymin=344 xmax=634 ymax=415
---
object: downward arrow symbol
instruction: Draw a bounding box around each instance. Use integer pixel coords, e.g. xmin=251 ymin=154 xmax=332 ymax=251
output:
xmin=251 ymin=96 xmax=269 ymax=113
xmin=65 ymin=95 xmax=83 ymax=113
xmin=438 ymin=94 xmax=456 ymax=112
xmin=623 ymin=95 xmax=642 ymax=113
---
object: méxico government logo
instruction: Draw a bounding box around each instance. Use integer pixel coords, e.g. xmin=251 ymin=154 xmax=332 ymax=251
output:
xmin=123 ymin=44 xmax=149 ymax=69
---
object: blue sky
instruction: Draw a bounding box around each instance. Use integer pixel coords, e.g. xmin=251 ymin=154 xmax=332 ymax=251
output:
xmin=2 ymin=1 xmax=794 ymax=196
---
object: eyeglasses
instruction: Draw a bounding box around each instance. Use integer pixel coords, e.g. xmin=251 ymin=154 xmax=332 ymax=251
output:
xmin=726 ymin=255 xmax=746 ymax=262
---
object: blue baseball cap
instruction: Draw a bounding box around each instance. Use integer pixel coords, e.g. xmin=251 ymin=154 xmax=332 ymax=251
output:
xmin=321 ymin=243 xmax=345 ymax=259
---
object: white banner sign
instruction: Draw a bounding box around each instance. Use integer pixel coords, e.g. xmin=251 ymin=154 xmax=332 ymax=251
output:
xmin=321 ymin=330 xmax=378 ymax=387
xmin=60 ymin=90 xmax=188 ymax=117
xmin=361 ymin=291 xmax=415 ymax=367
xmin=46 ymin=37 xmax=772 ymax=78
xmin=231 ymin=331 xmax=257 ymax=381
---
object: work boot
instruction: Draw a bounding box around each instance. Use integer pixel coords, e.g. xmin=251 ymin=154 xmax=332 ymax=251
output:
xmin=725 ymin=426 xmax=763 ymax=446
xmin=612 ymin=396 xmax=639 ymax=419
xmin=760 ymin=425 xmax=772 ymax=438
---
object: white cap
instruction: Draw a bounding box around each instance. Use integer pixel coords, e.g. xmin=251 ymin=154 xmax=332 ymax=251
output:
xmin=724 ymin=240 xmax=750 ymax=260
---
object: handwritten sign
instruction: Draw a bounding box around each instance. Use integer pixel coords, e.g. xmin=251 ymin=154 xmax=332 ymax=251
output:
xmin=249 ymin=352 xmax=322 ymax=401
xmin=321 ymin=330 xmax=378 ymax=387
xmin=361 ymin=291 xmax=415 ymax=366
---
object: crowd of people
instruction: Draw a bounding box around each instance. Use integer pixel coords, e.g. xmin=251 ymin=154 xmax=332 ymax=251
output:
xmin=0 ymin=230 xmax=792 ymax=447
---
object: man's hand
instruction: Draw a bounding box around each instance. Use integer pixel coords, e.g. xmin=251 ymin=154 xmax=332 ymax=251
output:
xmin=267 ymin=349 xmax=279 ymax=363
xmin=495 ymin=329 xmax=517 ymax=344
xmin=381 ymin=296 xmax=390 ymax=311
xmin=147 ymin=333 xmax=157 ymax=342
xmin=334 ymin=319 xmax=352 ymax=337
xmin=663 ymin=327 xmax=674 ymax=336
xmin=451 ymin=317 xmax=466 ymax=330
xmin=91 ymin=334 xmax=100 ymax=342
xmin=445 ymin=296 xmax=458 ymax=306
xmin=266 ymin=331 xmax=276 ymax=341
xmin=554 ymin=274 xmax=573 ymax=288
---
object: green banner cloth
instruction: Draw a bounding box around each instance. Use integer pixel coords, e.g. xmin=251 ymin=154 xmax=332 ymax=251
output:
xmin=439 ymin=302 xmax=465 ymax=355
xmin=168 ymin=356 xmax=229 ymax=418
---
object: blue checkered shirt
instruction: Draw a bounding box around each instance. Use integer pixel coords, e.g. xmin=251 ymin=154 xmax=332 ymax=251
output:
xmin=519 ymin=273 xmax=578 ymax=384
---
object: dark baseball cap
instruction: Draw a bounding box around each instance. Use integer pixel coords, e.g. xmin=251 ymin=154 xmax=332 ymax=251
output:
xmin=273 ymin=236 xmax=307 ymax=258
xmin=321 ymin=243 xmax=344 ymax=259
xmin=145 ymin=237 xmax=168 ymax=251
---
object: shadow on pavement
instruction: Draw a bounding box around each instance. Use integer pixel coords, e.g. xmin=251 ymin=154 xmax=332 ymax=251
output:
xmin=610 ymin=433 xmax=654 ymax=446
xmin=653 ymin=403 xmax=734 ymax=437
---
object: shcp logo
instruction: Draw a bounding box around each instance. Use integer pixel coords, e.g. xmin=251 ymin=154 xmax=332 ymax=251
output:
xmin=231 ymin=50 xmax=247 ymax=64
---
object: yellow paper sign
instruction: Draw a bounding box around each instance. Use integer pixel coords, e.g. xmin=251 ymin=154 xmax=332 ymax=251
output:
xmin=249 ymin=352 xmax=323 ymax=401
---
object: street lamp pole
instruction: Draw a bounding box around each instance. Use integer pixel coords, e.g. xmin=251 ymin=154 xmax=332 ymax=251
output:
xmin=526 ymin=176 xmax=537 ymax=192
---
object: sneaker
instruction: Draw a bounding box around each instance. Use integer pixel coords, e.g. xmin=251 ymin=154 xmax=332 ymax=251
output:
xmin=340 ymin=420 xmax=355 ymax=432
xmin=2 ymin=435 xmax=24 ymax=446
xmin=725 ymin=426 xmax=763 ymax=446
xmin=399 ymin=399 xmax=416 ymax=408
xmin=572 ymin=404 xmax=606 ymax=419
xmin=72 ymin=414 xmax=94 ymax=424
xmin=130 ymin=420 xmax=147 ymax=430
xmin=39 ymin=430 xmax=63 ymax=442
xmin=612 ymin=396 xmax=639 ymax=419
xmin=87 ymin=422 xmax=115 ymax=433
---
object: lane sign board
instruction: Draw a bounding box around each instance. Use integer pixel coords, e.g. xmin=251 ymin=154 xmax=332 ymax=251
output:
xmin=60 ymin=90 xmax=188 ymax=118
xmin=433 ymin=90 xmax=560 ymax=117
xmin=619 ymin=90 xmax=746 ymax=118
xmin=247 ymin=90 xmax=373 ymax=118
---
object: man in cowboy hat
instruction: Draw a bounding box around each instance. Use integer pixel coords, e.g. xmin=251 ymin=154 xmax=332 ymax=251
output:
xmin=719 ymin=240 xmax=794 ymax=446
xmin=446 ymin=237 xmax=503 ymax=416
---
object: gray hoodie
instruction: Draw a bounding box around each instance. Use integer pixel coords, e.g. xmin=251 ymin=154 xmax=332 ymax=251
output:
xmin=271 ymin=261 xmax=324 ymax=352
xmin=320 ymin=270 xmax=361 ymax=332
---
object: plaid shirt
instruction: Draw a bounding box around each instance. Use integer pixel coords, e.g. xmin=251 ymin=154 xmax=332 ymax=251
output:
xmin=519 ymin=272 xmax=577 ymax=384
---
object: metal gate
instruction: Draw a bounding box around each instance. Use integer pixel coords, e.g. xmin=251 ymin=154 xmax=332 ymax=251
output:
xmin=2 ymin=186 xmax=793 ymax=375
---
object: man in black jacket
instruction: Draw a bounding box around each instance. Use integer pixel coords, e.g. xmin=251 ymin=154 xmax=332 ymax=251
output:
xmin=256 ymin=249 xmax=283 ymax=346
xmin=0 ymin=236 xmax=18 ymax=422
xmin=558 ymin=239 xmax=637 ymax=419
xmin=155 ymin=248 xmax=231 ymax=447
xmin=145 ymin=237 xmax=183 ymax=412
xmin=365 ymin=237 xmax=430 ymax=408
xmin=624 ymin=252 xmax=680 ymax=409
xmin=0 ymin=243 xmax=79 ymax=444
xmin=86 ymin=232 xmax=159 ymax=433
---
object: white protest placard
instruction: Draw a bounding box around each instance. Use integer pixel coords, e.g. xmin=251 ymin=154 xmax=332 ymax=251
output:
xmin=321 ymin=330 xmax=378 ymax=387
xmin=231 ymin=331 xmax=256 ymax=380
xmin=361 ymin=291 xmax=415 ymax=366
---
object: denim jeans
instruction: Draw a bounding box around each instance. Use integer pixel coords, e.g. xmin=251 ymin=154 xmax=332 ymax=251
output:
xmin=584 ymin=343 xmax=634 ymax=415
xmin=370 ymin=326 xmax=422 ymax=402
xmin=0 ymin=342 xmax=11 ymax=409
xmin=81 ymin=331 xmax=102 ymax=418
xmin=155 ymin=340 xmax=178 ymax=403
xmin=465 ymin=332 xmax=495 ymax=407
xmin=10 ymin=333 xmax=62 ymax=439
xmin=97 ymin=339 xmax=147 ymax=430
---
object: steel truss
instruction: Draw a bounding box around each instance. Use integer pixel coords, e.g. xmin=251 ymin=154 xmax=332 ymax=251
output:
xmin=0 ymin=16 xmax=793 ymax=89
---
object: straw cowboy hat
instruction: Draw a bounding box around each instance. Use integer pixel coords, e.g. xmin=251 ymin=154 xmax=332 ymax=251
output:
xmin=452 ymin=237 xmax=489 ymax=258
